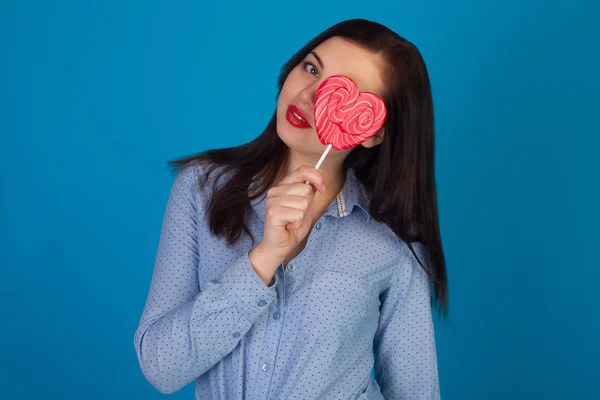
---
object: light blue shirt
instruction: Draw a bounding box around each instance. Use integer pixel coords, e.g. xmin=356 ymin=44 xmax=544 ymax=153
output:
xmin=134 ymin=163 xmax=440 ymax=399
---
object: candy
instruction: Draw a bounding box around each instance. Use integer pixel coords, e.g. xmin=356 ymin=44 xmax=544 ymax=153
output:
xmin=304 ymin=75 xmax=387 ymax=184
xmin=314 ymin=75 xmax=387 ymax=151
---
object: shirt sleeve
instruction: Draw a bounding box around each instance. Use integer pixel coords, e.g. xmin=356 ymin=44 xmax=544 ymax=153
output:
xmin=133 ymin=165 xmax=278 ymax=394
xmin=373 ymin=242 xmax=441 ymax=399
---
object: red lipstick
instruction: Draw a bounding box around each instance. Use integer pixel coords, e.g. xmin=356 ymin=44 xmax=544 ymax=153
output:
xmin=286 ymin=105 xmax=311 ymax=129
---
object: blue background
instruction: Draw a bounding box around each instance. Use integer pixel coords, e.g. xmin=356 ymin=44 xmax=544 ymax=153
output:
xmin=1 ymin=1 xmax=598 ymax=399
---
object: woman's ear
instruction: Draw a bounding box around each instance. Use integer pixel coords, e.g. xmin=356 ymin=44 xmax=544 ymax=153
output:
xmin=361 ymin=128 xmax=385 ymax=148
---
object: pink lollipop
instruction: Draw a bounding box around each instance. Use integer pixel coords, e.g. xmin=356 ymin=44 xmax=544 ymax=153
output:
xmin=309 ymin=75 xmax=387 ymax=174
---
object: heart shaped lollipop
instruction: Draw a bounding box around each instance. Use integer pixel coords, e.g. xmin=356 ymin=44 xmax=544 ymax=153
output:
xmin=315 ymin=75 xmax=386 ymax=151
xmin=308 ymin=76 xmax=387 ymax=175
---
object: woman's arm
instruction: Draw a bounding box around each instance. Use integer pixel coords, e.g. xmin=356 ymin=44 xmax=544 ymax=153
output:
xmin=373 ymin=242 xmax=441 ymax=399
xmin=133 ymin=166 xmax=278 ymax=394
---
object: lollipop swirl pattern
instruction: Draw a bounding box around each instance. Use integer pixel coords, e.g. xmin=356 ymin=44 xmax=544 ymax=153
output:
xmin=314 ymin=75 xmax=387 ymax=151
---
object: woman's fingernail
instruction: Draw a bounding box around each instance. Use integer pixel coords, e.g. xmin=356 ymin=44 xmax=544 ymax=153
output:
xmin=321 ymin=184 xmax=326 ymax=193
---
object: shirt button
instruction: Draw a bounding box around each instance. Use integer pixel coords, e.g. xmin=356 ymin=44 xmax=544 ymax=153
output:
xmin=288 ymin=263 xmax=295 ymax=271
xmin=258 ymin=299 xmax=267 ymax=307
xmin=273 ymin=311 xmax=280 ymax=320
xmin=316 ymin=222 xmax=322 ymax=230
xmin=261 ymin=363 xmax=270 ymax=372
xmin=232 ymin=331 xmax=240 ymax=338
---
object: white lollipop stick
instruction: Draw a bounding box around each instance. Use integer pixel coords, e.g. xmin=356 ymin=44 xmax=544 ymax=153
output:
xmin=304 ymin=144 xmax=332 ymax=185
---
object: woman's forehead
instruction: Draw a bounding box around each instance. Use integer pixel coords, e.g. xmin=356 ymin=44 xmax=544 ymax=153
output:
xmin=310 ymin=37 xmax=384 ymax=96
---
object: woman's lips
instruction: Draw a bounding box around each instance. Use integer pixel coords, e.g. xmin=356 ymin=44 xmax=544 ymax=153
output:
xmin=286 ymin=105 xmax=311 ymax=129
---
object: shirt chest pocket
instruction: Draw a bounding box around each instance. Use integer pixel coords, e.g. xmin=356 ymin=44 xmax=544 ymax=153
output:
xmin=300 ymin=270 xmax=372 ymax=343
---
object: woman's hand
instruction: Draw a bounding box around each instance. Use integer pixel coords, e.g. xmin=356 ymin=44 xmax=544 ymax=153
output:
xmin=248 ymin=165 xmax=326 ymax=285
xmin=257 ymin=165 xmax=326 ymax=261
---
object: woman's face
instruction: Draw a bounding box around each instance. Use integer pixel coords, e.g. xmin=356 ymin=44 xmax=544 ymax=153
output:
xmin=276 ymin=36 xmax=385 ymax=160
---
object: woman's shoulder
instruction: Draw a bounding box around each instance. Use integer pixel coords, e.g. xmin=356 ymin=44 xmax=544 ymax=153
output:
xmin=365 ymin=217 xmax=429 ymax=271
xmin=172 ymin=161 xmax=232 ymax=202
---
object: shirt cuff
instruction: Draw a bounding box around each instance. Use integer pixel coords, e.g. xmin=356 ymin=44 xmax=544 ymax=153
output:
xmin=218 ymin=251 xmax=278 ymax=322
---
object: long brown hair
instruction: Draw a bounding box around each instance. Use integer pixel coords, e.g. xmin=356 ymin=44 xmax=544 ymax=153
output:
xmin=168 ymin=19 xmax=449 ymax=321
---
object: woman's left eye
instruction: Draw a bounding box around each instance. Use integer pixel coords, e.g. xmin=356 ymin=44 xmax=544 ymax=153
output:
xmin=303 ymin=62 xmax=319 ymax=77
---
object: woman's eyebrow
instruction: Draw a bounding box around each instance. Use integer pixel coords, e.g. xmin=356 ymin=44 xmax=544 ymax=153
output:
xmin=310 ymin=51 xmax=324 ymax=69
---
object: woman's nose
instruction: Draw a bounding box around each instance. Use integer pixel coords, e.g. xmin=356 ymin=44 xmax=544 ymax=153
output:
xmin=299 ymin=81 xmax=320 ymax=108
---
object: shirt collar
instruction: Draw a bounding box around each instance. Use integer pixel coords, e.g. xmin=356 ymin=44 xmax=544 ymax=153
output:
xmin=249 ymin=167 xmax=372 ymax=222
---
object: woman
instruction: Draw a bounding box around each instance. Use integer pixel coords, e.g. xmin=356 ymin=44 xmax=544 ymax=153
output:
xmin=134 ymin=18 xmax=448 ymax=399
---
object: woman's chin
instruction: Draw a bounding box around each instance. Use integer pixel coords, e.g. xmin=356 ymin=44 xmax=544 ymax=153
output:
xmin=277 ymin=125 xmax=313 ymax=144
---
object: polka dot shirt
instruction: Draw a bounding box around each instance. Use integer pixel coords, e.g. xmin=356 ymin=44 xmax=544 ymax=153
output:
xmin=134 ymin=163 xmax=440 ymax=399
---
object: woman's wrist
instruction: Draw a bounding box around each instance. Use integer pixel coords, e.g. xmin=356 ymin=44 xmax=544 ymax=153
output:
xmin=249 ymin=243 xmax=284 ymax=286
